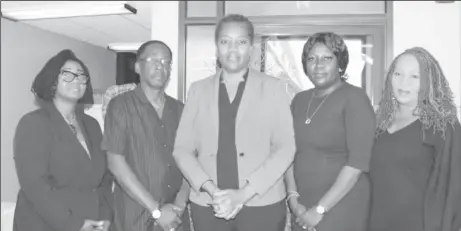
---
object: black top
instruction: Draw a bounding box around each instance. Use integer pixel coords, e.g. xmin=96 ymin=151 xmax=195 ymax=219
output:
xmin=216 ymin=69 xmax=249 ymax=189
xmin=290 ymin=82 xmax=375 ymax=231
xmin=370 ymin=119 xmax=461 ymax=231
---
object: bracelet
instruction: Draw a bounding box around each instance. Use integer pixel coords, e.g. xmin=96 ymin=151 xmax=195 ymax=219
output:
xmin=285 ymin=191 xmax=300 ymax=209
xmin=199 ymin=179 xmax=214 ymax=193
xmin=286 ymin=191 xmax=300 ymax=202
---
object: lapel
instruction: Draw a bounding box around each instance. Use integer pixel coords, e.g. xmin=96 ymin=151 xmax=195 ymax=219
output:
xmin=42 ymin=102 xmax=95 ymax=168
xmin=209 ymin=69 xmax=221 ymax=137
xmin=236 ymin=69 xmax=260 ymax=130
xmin=209 ymin=68 xmax=261 ymax=136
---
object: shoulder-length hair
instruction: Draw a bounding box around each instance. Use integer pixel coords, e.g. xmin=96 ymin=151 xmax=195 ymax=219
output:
xmin=31 ymin=49 xmax=94 ymax=105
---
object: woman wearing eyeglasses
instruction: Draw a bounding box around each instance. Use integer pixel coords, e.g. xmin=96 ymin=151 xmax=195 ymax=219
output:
xmin=13 ymin=50 xmax=113 ymax=231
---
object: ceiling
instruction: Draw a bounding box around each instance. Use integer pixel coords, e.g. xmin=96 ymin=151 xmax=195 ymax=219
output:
xmin=1 ymin=1 xmax=152 ymax=49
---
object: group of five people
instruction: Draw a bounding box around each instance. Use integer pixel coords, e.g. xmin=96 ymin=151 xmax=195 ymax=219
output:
xmin=12 ymin=14 xmax=460 ymax=231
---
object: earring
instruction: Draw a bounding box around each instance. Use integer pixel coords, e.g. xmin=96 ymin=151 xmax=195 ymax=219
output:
xmin=51 ymin=85 xmax=57 ymax=97
xmin=391 ymin=95 xmax=398 ymax=109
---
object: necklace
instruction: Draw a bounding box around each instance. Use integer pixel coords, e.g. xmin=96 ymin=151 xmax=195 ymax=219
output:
xmin=64 ymin=114 xmax=77 ymax=134
xmin=305 ymin=90 xmax=330 ymax=124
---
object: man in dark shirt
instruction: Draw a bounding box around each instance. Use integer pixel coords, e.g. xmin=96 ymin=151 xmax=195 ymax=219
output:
xmin=102 ymin=40 xmax=190 ymax=231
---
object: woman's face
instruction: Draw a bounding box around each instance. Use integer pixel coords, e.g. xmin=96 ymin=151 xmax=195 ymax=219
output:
xmin=216 ymin=22 xmax=253 ymax=73
xmin=391 ymin=54 xmax=421 ymax=108
xmin=304 ymin=42 xmax=341 ymax=89
xmin=54 ymin=60 xmax=88 ymax=103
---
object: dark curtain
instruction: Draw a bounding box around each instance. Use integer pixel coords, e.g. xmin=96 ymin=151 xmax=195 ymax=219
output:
xmin=116 ymin=52 xmax=140 ymax=85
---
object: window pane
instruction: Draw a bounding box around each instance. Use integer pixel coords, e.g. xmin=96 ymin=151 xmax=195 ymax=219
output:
xmin=225 ymin=1 xmax=385 ymax=16
xmin=187 ymin=1 xmax=217 ymax=18
xmin=251 ymin=35 xmax=372 ymax=100
xmin=185 ymin=28 xmax=378 ymax=103
xmin=185 ymin=25 xmax=216 ymax=97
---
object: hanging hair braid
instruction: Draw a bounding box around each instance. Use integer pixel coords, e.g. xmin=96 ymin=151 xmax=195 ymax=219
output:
xmin=375 ymin=47 xmax=457 ymax=138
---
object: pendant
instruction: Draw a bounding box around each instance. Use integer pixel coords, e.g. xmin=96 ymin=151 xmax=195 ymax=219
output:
xmin=305 ymin=118 xmax=311 ymax=124
xmin=69 ymin=124 xmax=77 ymax=134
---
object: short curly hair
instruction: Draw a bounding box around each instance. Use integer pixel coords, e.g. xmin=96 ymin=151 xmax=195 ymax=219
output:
xmin=136 ymin=40 xmax=172 ymax=61
xmin=31 ymin=49 xmax=94 ymax=105
xmin=301 ymin=32 xmax=349 ymax=80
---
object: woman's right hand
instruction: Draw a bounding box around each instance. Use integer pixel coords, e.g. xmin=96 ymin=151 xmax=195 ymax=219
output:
xmin=79 ymin=219 xmax=104 ymax=231
xmin=288 ymin=197 xmax=307 ymax=218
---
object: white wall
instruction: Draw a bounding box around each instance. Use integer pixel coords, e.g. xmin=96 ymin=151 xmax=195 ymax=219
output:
xmin=393 ymin=1 xmax=461 ymax=120
xmin=1 ymin=18 xmax=116 ymax=202
xmin=151 ymin=1 xmax=179 ymax=99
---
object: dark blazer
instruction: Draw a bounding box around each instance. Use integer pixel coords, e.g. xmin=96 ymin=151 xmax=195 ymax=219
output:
xmin=13 ymin=102 xmax=113 ymax=231
xmin=423 ymin=120 xmax=461 ymax=231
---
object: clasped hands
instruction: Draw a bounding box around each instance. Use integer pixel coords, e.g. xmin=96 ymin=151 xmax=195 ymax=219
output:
xmin=155 ymin=203 xmax=184 ymax=231
xmin=288 ymin=198 xmax=323 ymax=231
xmin=207 ymin=188 xmax=247 ymax=220
xmin=79 ymin=219 xmax=110 ymax=231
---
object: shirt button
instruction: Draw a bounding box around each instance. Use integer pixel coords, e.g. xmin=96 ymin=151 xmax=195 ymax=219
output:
xmin=163 ymin=144 xmax=167 ymax=147
xmin=167 ymin=185 xmax=171 ymax=188
xmin=167 ymin=164 xmax=171 ymax=167
xmin=239 ymin=153 xmax=245 ymax=157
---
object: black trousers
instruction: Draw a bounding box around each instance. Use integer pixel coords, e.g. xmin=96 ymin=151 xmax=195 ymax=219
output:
xmin=190 ymin=199 xmax=286 ymax=231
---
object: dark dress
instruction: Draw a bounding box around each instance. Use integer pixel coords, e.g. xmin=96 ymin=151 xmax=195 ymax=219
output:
xmin=13 ymin=102 xmax=113 ymax=231
xmin=290 ymin=83 xmax=375 ymax=231
xmin=369 ymin=120 xmax=435 ymax=231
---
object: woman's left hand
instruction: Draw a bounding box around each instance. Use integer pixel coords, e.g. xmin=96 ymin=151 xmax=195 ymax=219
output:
xmin=295 ymin=207 xmax=323 ymax=230
xmin=94 ymin=220 xmax=110 ymax=231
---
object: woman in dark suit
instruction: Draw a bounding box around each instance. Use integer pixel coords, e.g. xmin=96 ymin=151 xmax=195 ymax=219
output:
xmin=13 ymin=49 xmax=113 ymax=231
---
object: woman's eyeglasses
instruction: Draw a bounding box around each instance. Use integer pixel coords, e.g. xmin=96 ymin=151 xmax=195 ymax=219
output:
xmin=60 ymin=70 xmax=89 ymax=84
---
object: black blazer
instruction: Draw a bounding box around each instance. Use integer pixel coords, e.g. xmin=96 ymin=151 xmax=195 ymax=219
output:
xmin=13 ymin=102 xmax=113 ymax=231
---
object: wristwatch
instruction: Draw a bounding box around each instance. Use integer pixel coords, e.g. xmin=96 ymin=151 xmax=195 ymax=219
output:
xmin=152 ymin=208 xmax=162 ymax=219
xmin=315 ymin=205 xmax=327 ymax=215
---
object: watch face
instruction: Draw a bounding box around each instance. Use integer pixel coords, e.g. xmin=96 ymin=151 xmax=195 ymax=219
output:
xmin=152 ymin=209 xmax=161 ymax=219
xmin=316 ymin=206 xmax=326 ymax=214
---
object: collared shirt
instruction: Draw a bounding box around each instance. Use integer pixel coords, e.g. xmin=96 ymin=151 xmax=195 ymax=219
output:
xmin=101 ymin=86 xmax=184 ymax=231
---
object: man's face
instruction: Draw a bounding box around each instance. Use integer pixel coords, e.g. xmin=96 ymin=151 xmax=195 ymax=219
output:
xmin=135 ymin=43 xmax=172 ymax=90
